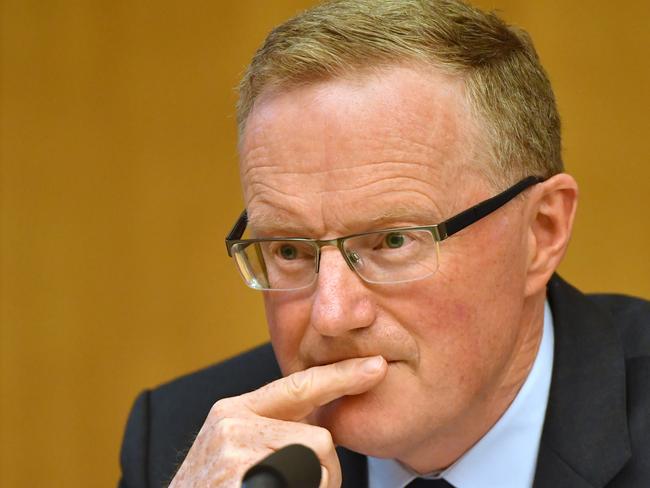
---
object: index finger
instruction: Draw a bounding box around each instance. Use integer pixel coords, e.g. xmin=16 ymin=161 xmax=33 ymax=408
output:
xmin=241 ymin=355 xmax=387 ymax=422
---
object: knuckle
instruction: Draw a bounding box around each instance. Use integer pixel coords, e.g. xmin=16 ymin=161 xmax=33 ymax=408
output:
xmin=311 ymin=426 xmax=335 ymax=452
xmin=209 ymin=397 xmax=236 ymax=419
xmin=213 ymin=444 xmax=237 ymax=465
xmin=214 ymin=417 xmax=242 ymax=439
xmin=333 ymin=359 xmax=350 ymax=378
xmin=286 ymin=369 xmax=313 ymax=401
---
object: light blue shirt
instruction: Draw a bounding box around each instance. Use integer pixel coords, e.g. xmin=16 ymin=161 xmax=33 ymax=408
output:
xmin=367 ymin=301 xmax=554 ymax=488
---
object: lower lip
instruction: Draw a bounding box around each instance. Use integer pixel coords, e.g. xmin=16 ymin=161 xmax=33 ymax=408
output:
xmin=388 ymin=359 xmax=413 ymax=370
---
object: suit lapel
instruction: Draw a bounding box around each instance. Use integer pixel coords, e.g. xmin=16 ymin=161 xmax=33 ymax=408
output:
xmin=533 ymin=276 xmax=631 ymax=487
xmin=338 ymin=446 xmax=368 ymax=488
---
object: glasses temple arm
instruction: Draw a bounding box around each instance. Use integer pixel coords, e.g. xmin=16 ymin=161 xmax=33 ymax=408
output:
xmin=225 ymin=210 xmax=248 ymax=256
xmin=439 ymin=176 xmax=545 ymax=240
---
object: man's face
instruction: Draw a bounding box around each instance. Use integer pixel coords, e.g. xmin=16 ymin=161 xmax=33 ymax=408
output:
xmin=239 ymin=65 xmax=534 ymax=469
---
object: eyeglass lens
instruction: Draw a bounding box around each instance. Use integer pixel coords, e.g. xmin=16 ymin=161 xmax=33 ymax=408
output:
xmin=232 ymin=229 xmax=439 ymax=290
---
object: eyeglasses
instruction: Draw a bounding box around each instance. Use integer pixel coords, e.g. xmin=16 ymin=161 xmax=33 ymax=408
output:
xmin=225 ymin=176 xmax=544 ymax=291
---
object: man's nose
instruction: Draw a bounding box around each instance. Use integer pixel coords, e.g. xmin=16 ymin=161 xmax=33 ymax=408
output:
xmin=310 ymin=247 xmax=376 ymax=337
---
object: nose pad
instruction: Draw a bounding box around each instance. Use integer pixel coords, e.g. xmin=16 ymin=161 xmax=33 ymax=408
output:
xmin=346 ymin=249 xmax=363 ymax=267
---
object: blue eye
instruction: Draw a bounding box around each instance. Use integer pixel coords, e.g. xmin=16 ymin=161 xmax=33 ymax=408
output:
xmin=279 ymin=244 xmax=298 ymax=260
xmin=385 ymin=233 xmax=405 ymax=249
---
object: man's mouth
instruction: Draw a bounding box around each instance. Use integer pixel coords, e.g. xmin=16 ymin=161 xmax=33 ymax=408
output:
xmin=307 ymin=356 xmax=404 ymax=368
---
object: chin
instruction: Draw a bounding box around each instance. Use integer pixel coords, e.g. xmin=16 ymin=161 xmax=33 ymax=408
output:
xmin=313 ymin=370 xmax=419 ymax=458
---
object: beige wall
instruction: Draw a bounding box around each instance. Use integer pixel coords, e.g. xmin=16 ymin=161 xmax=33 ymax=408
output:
xmin=1 ymin=1 xmax=648 ymax=486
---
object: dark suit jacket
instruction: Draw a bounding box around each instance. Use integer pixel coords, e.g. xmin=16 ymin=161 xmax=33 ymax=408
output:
xmin=118 ymin=277 xmax=650 ymax=487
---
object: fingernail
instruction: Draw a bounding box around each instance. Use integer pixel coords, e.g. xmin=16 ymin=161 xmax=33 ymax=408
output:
xmin=362 ymin=356 xmax=384 ymax=374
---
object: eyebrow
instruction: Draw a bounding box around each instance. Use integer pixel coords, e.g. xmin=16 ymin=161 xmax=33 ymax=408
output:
xmin=247 ymin=204 xmax=444 ymax=238
xmin=247 ymin=210 xmax=320 ymax=237
xmin=367 ymin=205 xmax=443 ymax=227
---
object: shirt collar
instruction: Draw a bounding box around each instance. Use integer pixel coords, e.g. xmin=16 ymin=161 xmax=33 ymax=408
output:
xmin=367 ymin=300 xmax=554 ymax=488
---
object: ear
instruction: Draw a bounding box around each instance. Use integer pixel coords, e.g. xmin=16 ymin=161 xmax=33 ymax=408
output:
xmin=524 ymin=173 xmax=579 ymax=297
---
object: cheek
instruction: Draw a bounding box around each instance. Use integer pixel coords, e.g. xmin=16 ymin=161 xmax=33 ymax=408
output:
xmin=434 ymin=218 xmax=529 ymax=326
xmin=382 ymin=238 xmax=527 ymax=390
xmin=392 ymin=284 xmax=484 ymax=369
xmin=263 ymin=292 xmax=312 ymax=374
xmin=379 ymin=279 xmax=477 ymax=364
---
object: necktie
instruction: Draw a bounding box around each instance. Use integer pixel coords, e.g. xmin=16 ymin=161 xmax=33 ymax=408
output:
xmin=406 ymin=478 xmax=456 ymax=487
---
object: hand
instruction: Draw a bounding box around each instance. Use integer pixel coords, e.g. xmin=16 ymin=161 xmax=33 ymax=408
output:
xmin=169 ymin=355 xmax=387 ymax=488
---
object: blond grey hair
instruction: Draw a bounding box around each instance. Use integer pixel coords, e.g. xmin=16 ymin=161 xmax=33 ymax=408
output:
xmin=237 ymin=0 xmax=563 ymax=186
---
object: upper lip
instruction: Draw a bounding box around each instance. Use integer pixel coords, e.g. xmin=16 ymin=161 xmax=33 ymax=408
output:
xmin=302 ymin=333 xmax=415 ymax=368
xmin=306 ymin=352 xmax=406 ymax=368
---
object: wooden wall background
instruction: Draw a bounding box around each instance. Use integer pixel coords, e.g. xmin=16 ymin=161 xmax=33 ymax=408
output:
xmin=1 ymin=0 xmax=648 ymax=486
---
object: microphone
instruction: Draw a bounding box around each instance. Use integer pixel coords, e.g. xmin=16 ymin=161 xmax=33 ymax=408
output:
xmin=242 ymin=444 xmax=321 ymax=488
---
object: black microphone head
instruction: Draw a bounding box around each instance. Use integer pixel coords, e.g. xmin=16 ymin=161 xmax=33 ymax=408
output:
xmin=242 ymin=444 xmax=321 ymax=488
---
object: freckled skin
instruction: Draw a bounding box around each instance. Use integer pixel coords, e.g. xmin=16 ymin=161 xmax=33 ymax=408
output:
xmin=239 ymin=65 xmax=546 ymax=473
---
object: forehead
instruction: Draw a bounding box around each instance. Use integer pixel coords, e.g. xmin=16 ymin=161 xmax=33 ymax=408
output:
xmin=239 ymin=65 xmax=486 ymax=236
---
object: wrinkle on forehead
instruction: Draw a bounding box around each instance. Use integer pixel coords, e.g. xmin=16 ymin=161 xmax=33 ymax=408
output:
xmin=248 ymin=186 xmax=446 ymax=238
xmin=246 ymin=161 xmax=442 ymax=197
xmin=241 ymin=65 xmax=478 ymax=166
xmin=242 ymin=120 xmax=470 ymax=180
xmin=239 ymin=64 xmax=487 ymax=238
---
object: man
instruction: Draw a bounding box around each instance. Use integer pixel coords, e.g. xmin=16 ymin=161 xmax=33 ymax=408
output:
xmin=118 ymin=1 xmax=650 ymax=487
